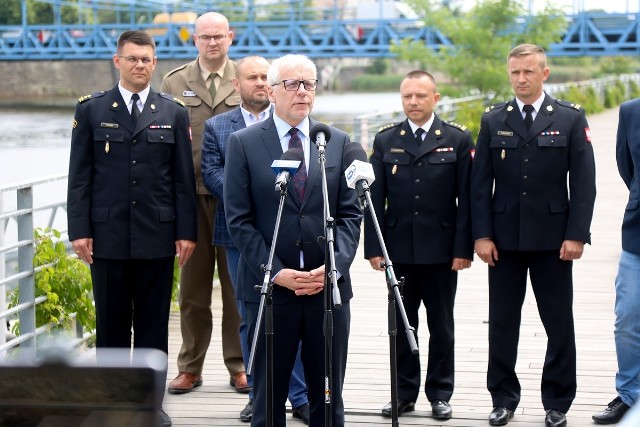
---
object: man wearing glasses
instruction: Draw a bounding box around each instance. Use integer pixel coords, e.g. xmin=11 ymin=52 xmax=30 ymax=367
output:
xmin=161 ymin=12 xmax=246 ymax=396
xmin=224 ymin=54 xmax=362 ymax=426
xmin=68 ymin=30 xmax=197 ymax=427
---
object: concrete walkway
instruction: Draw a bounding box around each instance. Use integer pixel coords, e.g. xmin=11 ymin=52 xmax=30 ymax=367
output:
xmin=164 ymin=106 xmax=626 ymax=426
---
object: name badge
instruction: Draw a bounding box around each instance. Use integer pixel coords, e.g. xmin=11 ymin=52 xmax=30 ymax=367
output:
xmin=100 ymin=122 xmax=119 ymax=128
xmin=183 ymin=90 xmax=197 ymax=97
xmin=497 ymin=131 xmax=513 ymax=136
xmin=390 ymin=148 xmax=405 ymax=153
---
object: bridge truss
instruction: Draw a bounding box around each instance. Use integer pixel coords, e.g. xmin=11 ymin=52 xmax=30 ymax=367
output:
xmin=1 ymin=0 xmax=639 ymax=59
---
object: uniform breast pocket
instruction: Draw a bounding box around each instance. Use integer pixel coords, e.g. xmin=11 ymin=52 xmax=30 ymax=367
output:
xmin=148 ymin=129 xmax=175 ymax=144
xmin=428 ymin=151 xmax=457 ymax=165
xmin=383 ymin=152 xmax=411 ymax=166
xmin=537 ymin=135 xmax=567 ymax=148
xmin=94 ymin=128 xmax=124 ymax=145
xmin=490 ymin=135 xmax=518 ymax=149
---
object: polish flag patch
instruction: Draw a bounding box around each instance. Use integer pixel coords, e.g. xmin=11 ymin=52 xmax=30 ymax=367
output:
xmin=585 ymin=127 xmax=592 ymax=143
xmin=470 ymin=148 xmax=476 ymax=160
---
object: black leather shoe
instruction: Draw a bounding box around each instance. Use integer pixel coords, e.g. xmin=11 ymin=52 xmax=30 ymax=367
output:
xmin=240 ymin=399 xmax=252 ymax=422
xmin=593 ymin=396 xmax=631 ymax=424
xmin=545 ymin=409 xmax=567 ymax=427
xmin=381 ymin=399 xmax=415 ymax=417
xmin=292 ymin=402 xmax=310 ymax=425
xmin=158 ymin=409 xmax=172 ymax=427
xmin=489 ymin=407 xmax=514 ymax=426
xmin=431 ymin=400 xmax=452 ymax=420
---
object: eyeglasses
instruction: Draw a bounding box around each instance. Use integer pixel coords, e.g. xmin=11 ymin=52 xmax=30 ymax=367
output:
xmin=273 ymin=79 xmax=318 ymax=91
xmin=198 ymin=34 xmax=228 ymax=43
xmin=118 ymin=55 xmax=154 ymax=65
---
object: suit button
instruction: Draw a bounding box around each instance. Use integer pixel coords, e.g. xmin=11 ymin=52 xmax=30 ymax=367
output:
xmin=416 ymin=162 xmax=422 ymax=167
xmin=132 ymin=180 xmax=137 ymax=186
xmin=295 ymin=240 xmax=301 ymax=247
xmin=132 ymin=139 xmax=137 ymax=144
xmin=524 ymin=143 xmax=530 ymax=148
xmin=414 ymin=211 xmax=419 ymax=216
xmin=132 ymin=200 xmax=137 ymax=206
xmin=415 ymin=178 xmax=420 ymax=183
xmin=105 ymin=134 xmax=110 ymax=139
xmin=414 ymin=195 xmax=420 ymax=200
xmin=522 ymin=192 xmax=527 ymax=196
xmin=523 ymin=175 xmax=528 ymax=180
xmin=132 ymin=160 xmax=137 ymax=165
xmin=523 ymin=158 xmax=528 ymax=163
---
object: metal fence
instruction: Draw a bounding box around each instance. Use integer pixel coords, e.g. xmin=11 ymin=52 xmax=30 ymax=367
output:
xmin=0 ymin=174 xmax=89 ymax=360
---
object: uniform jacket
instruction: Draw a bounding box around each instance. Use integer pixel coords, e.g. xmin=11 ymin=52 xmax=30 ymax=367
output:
xmin=616 ymin=97 xmax=640 ymax=255
xmin=161 ymin=58 xmax=241 ymax=194
xmin=224 ymin=116 xmax=362 ymax=304
xmin=67 ymin=85 xmax=198 ymax=259
xmin=363 ymin=116 xmax=474 ymax=264
xmin=471 ymin=93 xmax=596 ymax=251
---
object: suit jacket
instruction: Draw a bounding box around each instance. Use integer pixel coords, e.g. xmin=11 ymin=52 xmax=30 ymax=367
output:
xmin=364 ymin=116 xmax=474 ymax=264
xmin=201 ymin=105 xmax=273 ymax=247
xmin=223 ymin=116 xmax=362 ymax=304
xmin=616 ymin=97 xmax=640 ymax=255
xmin=67 ymin=85 xmax=197 ymax=259
xmin=471 ymin=93 xmax=596 ymax=251
xmin=161 ymin=58 xmax=241 ymax=194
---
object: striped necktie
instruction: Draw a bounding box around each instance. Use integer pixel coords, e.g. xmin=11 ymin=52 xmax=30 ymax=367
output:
xmin=288 ymin=128 xmax=307 ymax=203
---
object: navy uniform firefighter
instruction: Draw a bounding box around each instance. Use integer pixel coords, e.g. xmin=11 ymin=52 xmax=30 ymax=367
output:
xmin=67 ymin=30 xmax=197 ymax=427
xmin=364 ymin=70 xmax=474 ymax=421
xmin=471 ymin=44 xmax=596 ymax=427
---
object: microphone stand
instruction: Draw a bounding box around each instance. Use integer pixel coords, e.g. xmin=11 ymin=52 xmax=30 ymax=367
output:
xmin=316 ymin=138 xmax=341 ymax=427
xmin=247 ymin=181 xmax=290 ymax=427
xmin=358 ymin=180 xmax=418 ymax=427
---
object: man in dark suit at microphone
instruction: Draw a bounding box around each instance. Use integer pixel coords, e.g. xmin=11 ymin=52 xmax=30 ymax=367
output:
xmin=364 ymin=70 xmax=474 ymax=420
xmin=224 ymin=54 xmax=362 ymax=426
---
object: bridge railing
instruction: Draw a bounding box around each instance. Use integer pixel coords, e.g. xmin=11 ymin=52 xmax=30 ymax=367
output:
xmin=0 ymin=175 xmax=91 ymax=361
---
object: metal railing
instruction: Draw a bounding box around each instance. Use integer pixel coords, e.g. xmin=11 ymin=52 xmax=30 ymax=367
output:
xmin=0 ymin=174 xmax=91 ymax=360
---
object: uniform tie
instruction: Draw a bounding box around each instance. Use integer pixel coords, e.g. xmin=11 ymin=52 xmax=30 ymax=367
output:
xmin=415 ymin=127 xmax=425 ymax=145
xmin=288 ymin=128 xmax=307 ymax=203
xmin=130 ymin=93 xmax=140 ymax=124
xmin=523 ymin=104 xmax=535 ymax=130
xmin=208 ymin=72 xmax=217 ymax=103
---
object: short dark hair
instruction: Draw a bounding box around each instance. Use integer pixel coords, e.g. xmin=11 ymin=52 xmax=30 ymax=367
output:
xmin=402 ymin=70 xmax=437 ymax=91
xmin=117 ymin=30 xmax=156 ymax=53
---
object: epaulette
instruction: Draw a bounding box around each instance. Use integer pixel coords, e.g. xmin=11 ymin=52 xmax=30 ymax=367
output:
xmin=160 ymin=92 xmax=185 ymax=107
xmin=78 ymin=91 xmax=105 ymax=103
xmin=484 ymin=101 xmax=509 ymax=114
xmin=443 ymin=120 xmax=467 ymax=132
xmin=555 ymin=98 xmax=582 ymax=111
xmin=377 ymin=122 xmax=400 ymax=134
xmin=163 ymin=63 xmax=188 ymax=77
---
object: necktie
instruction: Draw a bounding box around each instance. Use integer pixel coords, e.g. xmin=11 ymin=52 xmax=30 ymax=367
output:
xmin=130 ymin=93 xmax=140 ymax=124
xmin=208 ymin=72 xmax=217 ymax=102
xmin=288 ymin=128 xmax=307 ymax=203
xmin=415 ymin=127 xmax=425 ymax=145
xmin=523 ymin=104 xmax=534 ymax=130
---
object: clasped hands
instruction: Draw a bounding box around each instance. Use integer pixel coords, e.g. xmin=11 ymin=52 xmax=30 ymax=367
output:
xmin=274 ymin=265 xmax=326 ymax=296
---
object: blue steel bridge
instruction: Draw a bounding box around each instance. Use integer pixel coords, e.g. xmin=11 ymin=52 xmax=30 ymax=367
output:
xmin=2 ymin=0 xmax=640 ymax=60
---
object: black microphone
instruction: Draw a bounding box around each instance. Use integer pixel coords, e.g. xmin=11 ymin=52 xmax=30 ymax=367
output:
xmin=309 ymin=123 xmax=331 ymax=148
xmin=272 ymin=148 xmax=304 ymax=192
xmin=343 ymin=142 xmax=375 ymax=196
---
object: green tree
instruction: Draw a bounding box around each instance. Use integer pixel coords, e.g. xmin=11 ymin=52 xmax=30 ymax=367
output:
xmin=394 ymin=0 xmax=567 ymax=100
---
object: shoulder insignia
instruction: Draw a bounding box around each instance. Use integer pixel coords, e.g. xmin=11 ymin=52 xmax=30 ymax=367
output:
xmin=78 ymin=91 xmax=105 ymax=103
xmin=555 ymin=98 xmax=582 ymax=111
xmin=484 ymin=101 xmax=508 ymax=114
xmin=163 ymin=63 xmax=189 ymax=77
xmin=378 ymin=122 xmax=400 ymax=133
xmin=160 ymin=92 xmax=185 ymax=107
xmin=443 ymin=120 xmax=467 ymax=132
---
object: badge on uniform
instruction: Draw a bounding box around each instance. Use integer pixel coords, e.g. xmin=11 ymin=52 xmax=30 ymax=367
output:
xmin=585 ymin=127 xmax=592 ymax=143
xmin=392 ymin=165 xmax=397 ymax=175
xmin=183 ymin=90 xmax=196 ymax=97
xmin=501 ymin=149 xmax=506 ymax=160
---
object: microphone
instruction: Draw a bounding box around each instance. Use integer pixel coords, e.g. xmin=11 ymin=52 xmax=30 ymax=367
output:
xmin=309 ymin=123 xmax=331 ymax=148
xmin=272 ymin=148 xmax=304 ymax=192
xmin=343 ymin=143 xmax=375 ymax=195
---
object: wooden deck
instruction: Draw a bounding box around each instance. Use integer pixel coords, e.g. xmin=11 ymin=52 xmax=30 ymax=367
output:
xmin=164 ymin=107 xmax=624 ymax=426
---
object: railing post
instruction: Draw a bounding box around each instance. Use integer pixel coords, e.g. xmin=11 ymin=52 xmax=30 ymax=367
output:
xmin=0 ymin=196 xmax=5 ymax=347
xmin=17 ymin=185 xmax=35 ymax=359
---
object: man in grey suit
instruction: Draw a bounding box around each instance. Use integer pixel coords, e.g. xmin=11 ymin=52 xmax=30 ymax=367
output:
xmin=201 ymin=56 xmax=309 ymax=423
xmin=224 ymin=54 xmax=362 ymax=426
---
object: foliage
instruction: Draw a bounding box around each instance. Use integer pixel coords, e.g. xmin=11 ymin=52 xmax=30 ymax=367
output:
xmin=394 ymin=0 xmax=567 ymax=98
xmin=554 ymin=86 xmax=604 ymax=115
xmin=9 ymin=228 xmax=95 ymax=335
xmin=604 ymin=80 xmax=627 ymax=109
xmin=367 ymin=58 xmax=389 ymax=75
xmin=350 ymin=74 xmax=404 ymax=92
xmin=629 ymin=80 xmax=640 ymax=99
xmin=598 ymin=57 xmax=637 ymax=76
xmin=449 ymin=100 xmax=486 ymax=141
